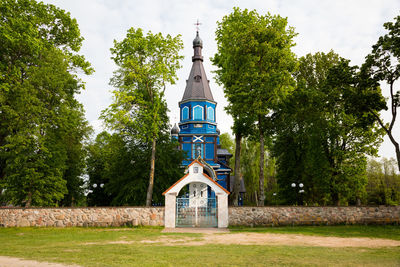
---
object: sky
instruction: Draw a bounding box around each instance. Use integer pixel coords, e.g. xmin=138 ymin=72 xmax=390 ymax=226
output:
xmin=42 ymin=0 xmax=400 ymax=160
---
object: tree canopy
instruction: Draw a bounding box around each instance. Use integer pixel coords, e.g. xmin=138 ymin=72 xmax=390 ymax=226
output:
xmin=86 ymin=130 xmax=184 ymax=206
xmin=212 ymin=8 xmax=297 ymax=206
xmin=101 ymin=28 xmax=184 ymax=206
xmin=272 ymin=51 xmax=383 ymax=205
xmin=0 ymin=0 xmax=92 ymax=206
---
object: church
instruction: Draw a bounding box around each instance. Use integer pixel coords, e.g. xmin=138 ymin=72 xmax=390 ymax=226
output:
xmin=170 ymin=30 xmax=233 ymax=194
xmin=163 ymin=30 xmax=245 ymax=228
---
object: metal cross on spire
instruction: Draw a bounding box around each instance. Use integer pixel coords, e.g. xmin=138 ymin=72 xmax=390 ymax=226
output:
xmin=194 ymin=19 xmax=202 ymax=32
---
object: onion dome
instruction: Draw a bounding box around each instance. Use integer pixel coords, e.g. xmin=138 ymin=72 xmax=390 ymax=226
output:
xmin=171 ymin=123 xmax=180 ymax=135
xmin=193 ymin=31 xmax=203 ymax=47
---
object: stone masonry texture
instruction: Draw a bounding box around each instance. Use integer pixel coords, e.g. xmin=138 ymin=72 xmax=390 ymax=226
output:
xmin=0 ymin=207 xmax=164 ymax=227
xmin=0 ymin=206 xmax=399 ymax=227
xmin=229 ymin=206 xmax=400 ymax=226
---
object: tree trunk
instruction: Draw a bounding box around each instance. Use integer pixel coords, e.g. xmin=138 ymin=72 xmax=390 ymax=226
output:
xmin=258 ymin=127 xmax=265 ymax=206
xmin=389 ymin=82 xmax=400 ymax=172
xmin=370 ymin=82 xmax=400 ymax=171
xmin=26 ymin=191 xmax=32 ymax=208
xmin=332 ymin=192 xmax=340 ymax=206
xmin=146 ymin=138 xmax=157 ymax=207
xmin=394 ymin=143 xmax=400 ymax=172
xmin=230 ymin=132 xmax=242 ymax=206
xmin=384 ymin=130 xmax=400 ymax=172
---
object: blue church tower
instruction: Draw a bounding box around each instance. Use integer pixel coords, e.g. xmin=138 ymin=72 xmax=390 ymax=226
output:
xmin=171 ymin=31 xmax=233 ymax=192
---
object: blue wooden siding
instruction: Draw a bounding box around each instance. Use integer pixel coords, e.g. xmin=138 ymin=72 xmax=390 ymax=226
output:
xmin=205 ymin=143 xmax=214 ymax=159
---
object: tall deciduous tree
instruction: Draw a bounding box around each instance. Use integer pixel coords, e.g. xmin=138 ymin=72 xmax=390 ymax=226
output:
xmin=0 ymin=0 xmax=92 ymax=206
xmin=273 ymin=51 xmax=383 ymax=205
xmin=102 ymin=28 xmax=183 ymax=206
xmin=212 ymin=8 xmax=297 ymax=206
xmin=361 ymin=15 xmax=400 ymax=171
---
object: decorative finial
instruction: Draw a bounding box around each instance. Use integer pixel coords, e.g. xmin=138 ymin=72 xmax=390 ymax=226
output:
xmin=194 ymin=19 xmax=202 ymax=32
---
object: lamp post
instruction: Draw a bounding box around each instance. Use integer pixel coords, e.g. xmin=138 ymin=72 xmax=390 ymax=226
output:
xmin=291 ymin=182 xmax=305 ymax=205
xmin=298 ymin=183 xmax=304 ymax=205
xmin=291 ymin=183 xmax=297 ymax=205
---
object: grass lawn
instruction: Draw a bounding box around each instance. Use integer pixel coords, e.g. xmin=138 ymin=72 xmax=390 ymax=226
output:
xmin=0 ymin=226 xmax=398 ymax=266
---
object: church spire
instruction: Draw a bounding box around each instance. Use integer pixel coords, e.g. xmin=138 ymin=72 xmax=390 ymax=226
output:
xmin=181 ymin=30 xmax=214 ymax=102
xmin=192 ymin=31 xmax=203 ymax=62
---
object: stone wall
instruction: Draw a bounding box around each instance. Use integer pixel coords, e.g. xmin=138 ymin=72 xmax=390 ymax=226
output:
xmin=229 ymin=206 xmax=400 ymax=226
xmin=0 ymin=207 xmax=164 ymax=227
xmin=0 ymin=206 xmax=399 ymax=227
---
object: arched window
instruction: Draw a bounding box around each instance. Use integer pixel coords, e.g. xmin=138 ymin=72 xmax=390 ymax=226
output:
xmin=207 ymin=107 xmax=214 ymax=121
xmin=182 ymin=106 xmax=189 ymax=120
xmin=193 ymin=105 xmax=203 ymax=120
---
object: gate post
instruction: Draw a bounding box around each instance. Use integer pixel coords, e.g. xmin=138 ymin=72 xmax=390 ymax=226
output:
xmin=217 ymin=193 xmax=228 ymax=228
xmin=165 ymin=193 xmax=176 ymax=228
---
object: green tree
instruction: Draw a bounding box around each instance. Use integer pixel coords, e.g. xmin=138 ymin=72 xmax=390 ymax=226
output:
xmin=212 ymin=8 xmax=297 ymax=206
xmin=273 ymin=51 xmax=383 ymax=205
xmin=219 ymin=133 xmax=235 ymax=167
xmin=366 ymin=158 xmax=400 ymax=205
xmin=0 ymin=0 xmax=92 ymax=206
xmin=86 ymin=132 xmax=116 ymax=207
xmin=102 ymin=28 xmax=183 ymax=206
xmin=361 ymin=15 xmax=400 ymax=171
xmin=59 ymin=105 xmax=92 ymax=207
xmin=239 ymin=138 xmax=276 ymax=205
xmin=86 ymin=130 xmax=184 ymax=206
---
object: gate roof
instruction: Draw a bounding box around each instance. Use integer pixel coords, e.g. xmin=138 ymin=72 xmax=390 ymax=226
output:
xmin=163 ymin=159 xmax=230 ymax=196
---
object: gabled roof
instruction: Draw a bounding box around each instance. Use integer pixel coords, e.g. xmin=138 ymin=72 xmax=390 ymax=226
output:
xmin=202 ymin=173 xmax=230 ymax=195
xmin=162 ymin=159 xmax=230 ymax=195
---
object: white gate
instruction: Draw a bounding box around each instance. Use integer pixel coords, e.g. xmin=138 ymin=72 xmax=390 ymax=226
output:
xmin=176 ymin=197 xmax=217 ymax=227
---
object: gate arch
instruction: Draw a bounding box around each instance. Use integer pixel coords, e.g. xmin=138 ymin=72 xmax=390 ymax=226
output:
xmin=163 ymin=159 xmax=229 ymax=228
xmin=175 ymin=182 xmax=217 ymax=227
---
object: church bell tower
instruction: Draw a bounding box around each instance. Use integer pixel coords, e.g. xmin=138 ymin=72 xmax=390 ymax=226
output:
xmin=171 ymin=30 xmax=232 ymax=191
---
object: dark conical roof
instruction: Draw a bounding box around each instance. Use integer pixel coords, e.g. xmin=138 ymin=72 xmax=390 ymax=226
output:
xmin=181 ymin=31 xmax=214 ymax=103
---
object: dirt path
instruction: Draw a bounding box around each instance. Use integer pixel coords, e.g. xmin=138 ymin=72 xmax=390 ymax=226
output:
xmin=0 ymin=256 xmax=80 ymax=267
xmin=105 ymin=231 xmax=400 ymax=248
xmin=138 ymin=232 xmax=400 ymax=248
xmin=202 ymin=232 xmax=400 ymax=248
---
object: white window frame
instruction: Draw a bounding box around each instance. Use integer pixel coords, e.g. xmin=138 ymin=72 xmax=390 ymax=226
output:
xmin=193 ymin=105 xmax=204 ymax=120
xmin=207 ymin=106 xmax=214 ymax=121
xmin=182 ymin=106 xmax=189 ymax=120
